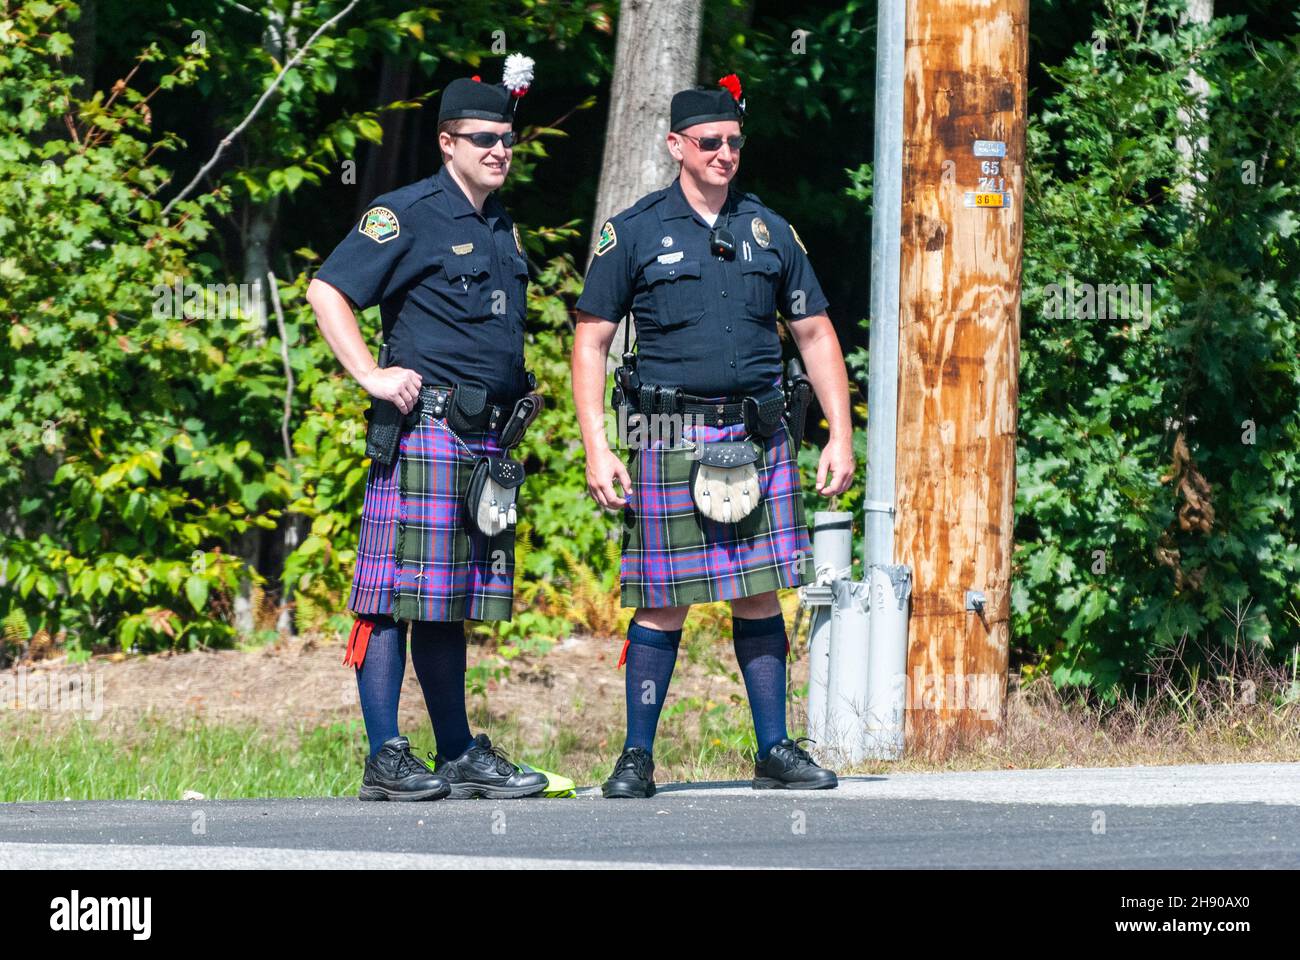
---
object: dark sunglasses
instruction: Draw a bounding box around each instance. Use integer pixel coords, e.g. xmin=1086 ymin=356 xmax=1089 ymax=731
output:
xmin=450 ymin=130 xmax=518 ymax=149
xmin=679 ymin=133 xmax=747 ymax=152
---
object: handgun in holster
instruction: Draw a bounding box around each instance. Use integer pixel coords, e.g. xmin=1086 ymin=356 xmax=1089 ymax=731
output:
xmin=784 ymin=356 xmax=814 ymax=450
xmin=611 ymin=349 xmax=640 ymax=411
xmin=363 ymin=343 xmax=403 ymax=466
xmin=611 ymin=350 xmax=643 ymax=447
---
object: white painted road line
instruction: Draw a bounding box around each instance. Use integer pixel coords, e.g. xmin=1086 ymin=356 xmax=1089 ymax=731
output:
xmin=0 ymin=842 xmax=727 ymax=870
xmin=617 ymin=762 xmax=1300 ymax=806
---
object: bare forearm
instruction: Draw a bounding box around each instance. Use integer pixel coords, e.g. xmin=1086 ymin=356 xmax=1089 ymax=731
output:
xmin=306 ymin=278 xmax=379 ymax=386
xmin=572 ymin=318 xmax=615 ymax=454
xmin=792 ymin=316 xmax=852 ymax=443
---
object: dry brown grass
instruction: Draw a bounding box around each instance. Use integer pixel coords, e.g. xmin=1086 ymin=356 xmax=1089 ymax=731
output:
xmin=852 ymin=629 xmax=1300 ymax=774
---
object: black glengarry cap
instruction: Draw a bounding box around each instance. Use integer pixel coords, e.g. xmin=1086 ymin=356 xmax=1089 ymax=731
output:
xmin=671 ymin=73 xmax=745 ymax=131
xmin=438 ymin=53 xmax=535 ymax=123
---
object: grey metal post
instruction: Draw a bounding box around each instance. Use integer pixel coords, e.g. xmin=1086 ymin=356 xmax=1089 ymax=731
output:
xmin=864 ymin=563 xmax=912 ymax=759
xmin=827 ymin=578 xmax=871 ymax=765
xmin=806 ymin=512 xmax=853 ymax=746
xmin=821 ymin=0 xmax=909 ymax=766
xmin=864 ymin=0 xmax=906 ymax=568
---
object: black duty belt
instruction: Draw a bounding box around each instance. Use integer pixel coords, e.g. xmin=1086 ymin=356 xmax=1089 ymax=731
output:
xmin=631 ymin=387 xmax=765 ymax=428
xmin=404 ymin=383 xmax=510 ymax=433
xmin=680 ymin=396 xmax=747 ymax=428
xmin=630 ymin=380 xmax=791 ymax=439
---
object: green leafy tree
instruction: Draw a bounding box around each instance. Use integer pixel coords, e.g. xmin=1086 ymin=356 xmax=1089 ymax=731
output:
xmin=1013 ymin=0 xmax=1300 ymax=693
xmin=0 ymin=0 xmax=260 ymax=655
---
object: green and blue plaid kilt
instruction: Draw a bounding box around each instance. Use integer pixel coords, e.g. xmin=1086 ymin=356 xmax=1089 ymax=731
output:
xmin=348 ymin=416 xmax=515 ymax=622
xmin=620 ymin=417 xmax=812 ymax=608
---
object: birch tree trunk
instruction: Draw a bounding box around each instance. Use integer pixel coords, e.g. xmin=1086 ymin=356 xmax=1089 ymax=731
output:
xmin=589 ymin=0 xmax=704 ymax=365
xmin=1175 ymin=0 xmax=1214 ymax=209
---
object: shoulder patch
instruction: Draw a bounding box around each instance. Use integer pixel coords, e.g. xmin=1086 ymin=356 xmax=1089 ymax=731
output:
xmin=359 ymin=207 xmax=400 ymax=244
xmin=789 ymin=223 xmax=808 ymax=255
xmin=595 ymin=220 xmax=617 ymax=257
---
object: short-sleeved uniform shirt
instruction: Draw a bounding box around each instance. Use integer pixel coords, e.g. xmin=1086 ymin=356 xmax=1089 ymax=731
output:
xmin=575 ymin=177 xmax=828 ymax=397
xmin=315 ymin=164 xmax=530 ymax=402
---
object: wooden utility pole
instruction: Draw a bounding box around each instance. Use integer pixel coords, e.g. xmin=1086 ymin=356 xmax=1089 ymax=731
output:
xmin=894 ymin=0 xmax=1028 ymax=749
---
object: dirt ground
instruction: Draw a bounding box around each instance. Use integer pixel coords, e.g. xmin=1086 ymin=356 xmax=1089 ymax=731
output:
xmin=1 ymin=631 xmax=772 ymax=750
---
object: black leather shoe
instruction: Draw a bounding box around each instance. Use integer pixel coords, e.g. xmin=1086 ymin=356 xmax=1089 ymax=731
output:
xmin=359 ymin=735 xmax=451 ymax=801
xmin=430 ymin=733 xmax=548 ymax=799
xmin=753 ymin=737 xmax=838 ymax=790
xmin=602 ymin=746 xmax=656 ymax=799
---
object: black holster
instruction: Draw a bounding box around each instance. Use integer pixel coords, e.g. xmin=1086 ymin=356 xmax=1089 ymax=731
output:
xmin=784 ymin=357 xmax=814 ymax=449
xmin=364 ymin=343 xmax=402 ymax=466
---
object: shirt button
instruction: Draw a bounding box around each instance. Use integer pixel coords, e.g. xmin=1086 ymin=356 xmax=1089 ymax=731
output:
xmin=730 ymin=361 xmax=736 ymax=367
xmin=722 ymin=291 xmax=728 ymax=297
xmin=726 ymin=326 xmax=732 ymax=332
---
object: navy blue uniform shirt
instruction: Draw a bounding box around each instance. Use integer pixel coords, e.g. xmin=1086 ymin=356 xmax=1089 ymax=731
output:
xmin=575 ymin=177 xmax=828 ymax=397
xmin=315 ymin=164 xmax=530 ymax=402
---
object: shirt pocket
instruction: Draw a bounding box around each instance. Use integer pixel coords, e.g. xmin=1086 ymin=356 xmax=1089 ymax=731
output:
xmin=642 ymin=258 xmax=705 ymax=331
xmin=740 ymin=253 xmax=781 ymax=320
xmin=439 ymin=254 xmax=493 ymax=318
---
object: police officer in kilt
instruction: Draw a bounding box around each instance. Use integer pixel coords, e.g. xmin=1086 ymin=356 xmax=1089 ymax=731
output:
xmin=573 ymin=75 xmax=856 ymax=797
xmin=308 ymin=56 xmax=548 ymax=802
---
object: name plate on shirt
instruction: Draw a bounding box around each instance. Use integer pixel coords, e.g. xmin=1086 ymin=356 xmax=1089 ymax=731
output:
xmin=656 ymin=251 xmax=684 ymax=264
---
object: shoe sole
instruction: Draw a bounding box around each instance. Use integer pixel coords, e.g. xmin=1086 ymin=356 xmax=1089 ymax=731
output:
xmin=602 ymin=781 xmax=656 ymax=799
xmin=358 ymin=784 xmax=451 ymax=801
xmin=751 ymin=777 xmax=839 ymax=791
xmin=445 ymin=781 xmax=548 ymax=800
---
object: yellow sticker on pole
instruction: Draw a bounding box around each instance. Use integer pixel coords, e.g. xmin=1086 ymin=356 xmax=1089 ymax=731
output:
xmin=964 ymin=191 xmax=1011 ymax=209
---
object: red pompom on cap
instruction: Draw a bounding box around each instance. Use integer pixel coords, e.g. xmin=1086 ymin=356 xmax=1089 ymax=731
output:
xmin=718 ymin=73 xmax=742 ymax=101
xmin=471 ymin=75 xmax=481 ymax=82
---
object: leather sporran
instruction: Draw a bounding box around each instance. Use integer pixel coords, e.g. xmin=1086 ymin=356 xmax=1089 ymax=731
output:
xmin=465 ymin=456 xmax=525 ymax=536
xmin=689 ymin=441 xmax=763 ymax=524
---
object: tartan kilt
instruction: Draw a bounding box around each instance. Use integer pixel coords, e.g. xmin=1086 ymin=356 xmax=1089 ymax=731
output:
xmin=620 ymin=417 xmax=813 ymax=609
xmin=348 ymin=416 xmax=515 ymax=622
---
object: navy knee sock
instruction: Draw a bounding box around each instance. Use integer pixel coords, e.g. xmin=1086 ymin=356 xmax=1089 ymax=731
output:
xmin=623 ymin=620 xmax=682 ymax=756
xmin=733 ymin=613 xmax=790 ymax=760
xmin=355 ymin=615 xmax=406 ymax=758
xmin=409 ymin=619 xmax=474 ymax=761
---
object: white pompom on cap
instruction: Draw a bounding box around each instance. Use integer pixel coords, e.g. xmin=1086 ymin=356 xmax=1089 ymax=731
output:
xmin=502 ymin=53 xmax=535 ymax=95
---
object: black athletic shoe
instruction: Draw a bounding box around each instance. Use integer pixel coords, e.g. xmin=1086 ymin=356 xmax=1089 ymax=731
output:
xmin=430 ymin=733 xmax=548 ymax=799
xmin=601 ymin=746 xmax=656 ymax=799
xmin=358 ymin=735 xmax=451 ymax=801
xmin=753 ymin=737 xmax=839 ymax=790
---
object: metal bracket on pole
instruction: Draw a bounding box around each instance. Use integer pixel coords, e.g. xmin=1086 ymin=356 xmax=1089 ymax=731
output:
xmin=862 ymin=499 xmax=896 ymax=516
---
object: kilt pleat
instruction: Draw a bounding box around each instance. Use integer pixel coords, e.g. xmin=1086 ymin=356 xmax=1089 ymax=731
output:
xmin=348 ymin=416 xmax=515 ymax=622
xmin=620 ymin=417 xmax=812 ymax=608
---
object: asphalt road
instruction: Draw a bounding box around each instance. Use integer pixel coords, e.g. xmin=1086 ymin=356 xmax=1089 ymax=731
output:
xmin=2 ymin=762 xmax=1296 ymax=868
